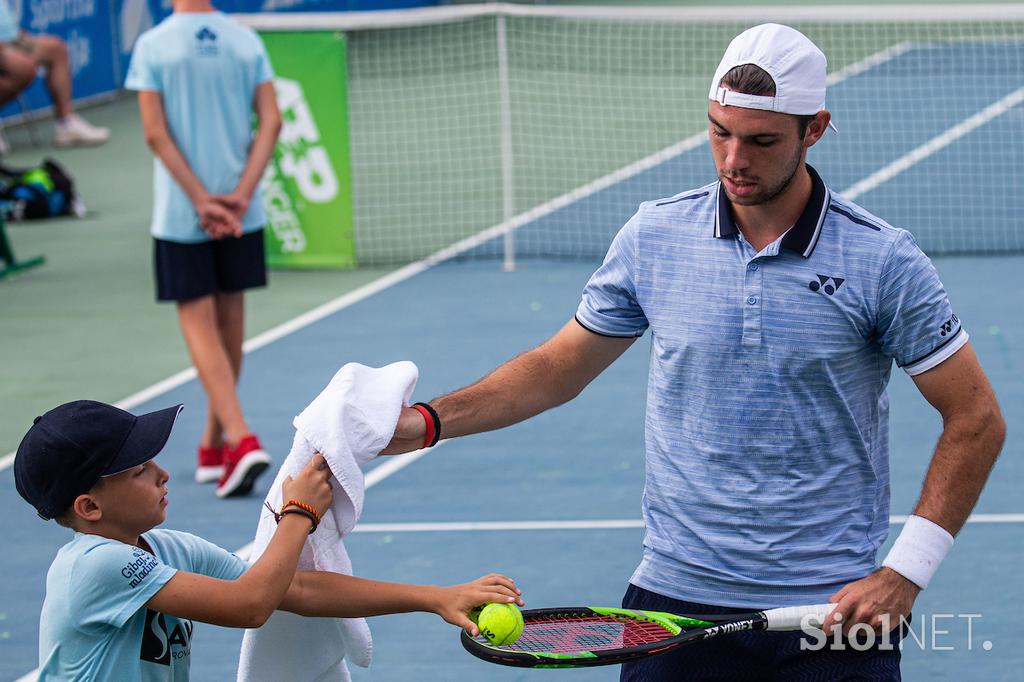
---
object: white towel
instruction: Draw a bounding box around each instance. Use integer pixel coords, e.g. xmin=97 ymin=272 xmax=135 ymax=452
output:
xmin=237 ymin=361 xmax=419 ymax=682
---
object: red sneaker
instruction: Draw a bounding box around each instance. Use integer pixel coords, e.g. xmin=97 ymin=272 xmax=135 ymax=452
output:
xmin=216 ymin=435 xmax=272 ymax=498
xmin=195 ymin=445 xmax=224 ymax=484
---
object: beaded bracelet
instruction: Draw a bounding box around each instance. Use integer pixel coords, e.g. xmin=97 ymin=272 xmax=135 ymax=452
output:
xmin=282 ymin=499 xmax=321 ymax=523
xmin=264 ymin=500 xmax=321 ymax=534
xmin=281 ymin=507 xmax=319 ymax=534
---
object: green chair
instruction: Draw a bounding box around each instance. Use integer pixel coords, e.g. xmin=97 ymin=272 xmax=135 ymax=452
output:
xmin=0 ymin=211 xmax=44 ymax=279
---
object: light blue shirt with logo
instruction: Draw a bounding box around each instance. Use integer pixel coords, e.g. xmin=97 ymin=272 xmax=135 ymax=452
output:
xmin=576 ymin=166 xmax=968 ymax=608
xmin=38 ymin=529 xmax=248 ymax=681
xmin=125 ymin=11 xmax=274 ymax=243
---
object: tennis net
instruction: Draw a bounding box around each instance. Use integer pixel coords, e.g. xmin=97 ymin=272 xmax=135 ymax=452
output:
xmin=242 ymin=3 xmax=1024 ymax=266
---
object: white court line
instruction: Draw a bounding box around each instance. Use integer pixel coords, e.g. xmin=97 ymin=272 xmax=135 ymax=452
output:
xmin=0 ymin=40 xmax=911 ymax=475
xmin=231 ymin=442 xmax=442 ymax=562
xmin=842 ymin=85 xmax=1024 ymax=200
xmin=334 ymin=513 xmax=1024 ymax=534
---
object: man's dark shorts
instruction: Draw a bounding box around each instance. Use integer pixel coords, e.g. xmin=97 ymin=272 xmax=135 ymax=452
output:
xmin=620 ymin=584 xmax=905 ymax=682
xmin=154 ymin=229 xmax=266 ymax=303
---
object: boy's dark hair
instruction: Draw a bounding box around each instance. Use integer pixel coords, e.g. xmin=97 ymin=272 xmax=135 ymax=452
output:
xmin=52 ymin=477 xmax=107 ymax=529
xmin=720 ymin=64 xmax=817 ymax=136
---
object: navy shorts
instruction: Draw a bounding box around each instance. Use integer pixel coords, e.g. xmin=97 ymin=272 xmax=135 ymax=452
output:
xmin=620 ymin=584 xmax=905 ymax=682
xmin=153 ymin=230 xmax=267 ymax=302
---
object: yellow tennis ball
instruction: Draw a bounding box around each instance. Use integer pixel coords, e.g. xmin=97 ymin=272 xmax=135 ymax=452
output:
xmin=477 ymin=602 xmax=523 ymax=646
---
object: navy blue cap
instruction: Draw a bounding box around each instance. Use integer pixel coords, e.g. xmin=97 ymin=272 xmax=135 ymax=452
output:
xmin=14 ymin=400 xmax=183 ymax=520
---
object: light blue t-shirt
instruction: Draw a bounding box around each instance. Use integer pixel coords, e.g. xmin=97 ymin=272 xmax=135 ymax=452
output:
xmin=576 ymin=166 xmax=967 ymax=608
xmin=0 ymin=1 xmax=18 ymax=42
xmin=125 ymin=11 xmax=274 ymax=243
xmin=38 ymin=529 xmax=248 ymax=681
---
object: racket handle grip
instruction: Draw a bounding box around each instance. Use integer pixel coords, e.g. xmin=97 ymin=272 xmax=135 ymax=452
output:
xmin=763 ymin=604 xmax=836 ymax=631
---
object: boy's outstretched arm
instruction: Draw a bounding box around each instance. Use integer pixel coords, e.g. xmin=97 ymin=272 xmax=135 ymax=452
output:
xmin=143 ymin=455 xmax=333 ymax=628
xmin=278 ymin=572 xmax=523 ymax=635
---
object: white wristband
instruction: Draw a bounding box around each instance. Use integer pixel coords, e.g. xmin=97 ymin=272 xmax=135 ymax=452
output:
xmin=881 ymin=515 xmax=954 ymax=589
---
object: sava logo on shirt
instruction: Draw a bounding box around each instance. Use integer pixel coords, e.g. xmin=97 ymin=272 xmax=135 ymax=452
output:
xmin=140 ymin=610 xmax=193 ymax=666
xmin=195 ymin=26 xmax=218 ymax=56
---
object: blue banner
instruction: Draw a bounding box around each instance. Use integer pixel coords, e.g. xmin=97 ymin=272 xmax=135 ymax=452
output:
xmin=0 ymin=0 xmax=120 ymax=118
xmin=1 ymin=0 xmax=438 ymax=120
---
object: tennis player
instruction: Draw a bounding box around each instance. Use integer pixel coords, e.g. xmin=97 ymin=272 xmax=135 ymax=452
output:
xmin=125 ymin=0 xmax=280 ymax=497
xmin=385 ymin=24 xmax=1005 ymax=680
xmin=15 ymin=400 xmax=522 ymax=681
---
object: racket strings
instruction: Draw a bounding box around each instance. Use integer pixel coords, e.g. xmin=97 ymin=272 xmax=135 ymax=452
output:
xmin=481 ymin=613 xmax=676 ymax=654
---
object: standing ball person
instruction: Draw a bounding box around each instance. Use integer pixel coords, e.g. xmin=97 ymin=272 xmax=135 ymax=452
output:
xmin=126 ymin=0 xmax=281 ymax=497
xmin=384 ymin=24 xmax=1005 ymax=680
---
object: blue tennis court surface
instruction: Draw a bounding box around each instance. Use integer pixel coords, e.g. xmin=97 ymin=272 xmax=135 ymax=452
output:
xmin=2 ymin=40 xmax=1023 ymax=680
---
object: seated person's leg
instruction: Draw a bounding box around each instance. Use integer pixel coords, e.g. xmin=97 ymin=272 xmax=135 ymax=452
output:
xmin=0 ymin=46 xmax=37 ymax=154
xmin=0 ymin=44 xmax=38 ymax=106
xmin=19 ymin=33 xmax=109 ymax=146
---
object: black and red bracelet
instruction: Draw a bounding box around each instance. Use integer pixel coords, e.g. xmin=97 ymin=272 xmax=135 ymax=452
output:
xmin=410 ymin=402 xmax=442 ymax=449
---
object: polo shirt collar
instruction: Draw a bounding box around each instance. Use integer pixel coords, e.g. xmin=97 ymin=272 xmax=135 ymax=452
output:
xmin=714 ymin=164 xmax=831 ymax=258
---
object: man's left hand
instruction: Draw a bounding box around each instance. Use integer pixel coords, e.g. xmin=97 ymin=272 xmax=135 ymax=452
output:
xmin=827 ymin=567 xmax=920 ymax=637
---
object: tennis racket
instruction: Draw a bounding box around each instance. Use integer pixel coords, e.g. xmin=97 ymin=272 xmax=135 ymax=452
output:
xmin=461 ymin=603 xmax=835 ymax=668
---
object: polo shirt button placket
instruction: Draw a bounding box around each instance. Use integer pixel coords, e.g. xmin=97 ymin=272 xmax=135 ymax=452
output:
xmin=742 ymin=260 xmax=763 ymax=347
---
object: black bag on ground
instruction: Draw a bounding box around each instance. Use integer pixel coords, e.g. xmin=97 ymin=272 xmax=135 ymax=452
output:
xmin=0 ymin=158 xmax=82 ymax=220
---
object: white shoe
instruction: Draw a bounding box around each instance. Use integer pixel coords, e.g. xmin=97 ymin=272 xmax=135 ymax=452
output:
xmin=54 ymin=114 xmax=110 ymax=147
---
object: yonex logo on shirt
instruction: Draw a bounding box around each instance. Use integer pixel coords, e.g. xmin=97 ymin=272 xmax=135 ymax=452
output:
xmin=940 ymin=314 xmax=960 ymax=337
xmin=809 ymin=274 xmax=845 ymax=295
xmin=195 ymin=27 xmax=217 ymax=42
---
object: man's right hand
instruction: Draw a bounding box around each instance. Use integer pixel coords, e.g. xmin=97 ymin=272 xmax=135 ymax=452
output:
xmin=380 ymin=406 xmax=428 ymax=455
xmin=281 ymin=453 xmax=333 ymax=518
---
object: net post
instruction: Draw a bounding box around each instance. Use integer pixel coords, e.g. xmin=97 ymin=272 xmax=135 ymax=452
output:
xmin=496 ymin=12 xmax=516 ymax=272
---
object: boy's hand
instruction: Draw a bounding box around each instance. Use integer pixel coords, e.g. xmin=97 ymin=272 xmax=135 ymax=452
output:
xmin=211 ymin=191 xmax=250 ymax=221
xmin=281 ymin=453 xmax=333 ymax=518
xmin=196 ymin=197 xmax=242 ymax=239
xmin=430 ymin=573 xmax=524 ymax=636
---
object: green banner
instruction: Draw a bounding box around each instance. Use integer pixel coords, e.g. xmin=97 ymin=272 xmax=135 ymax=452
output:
xmin=259 ymin=31 xmax=356 ymax=269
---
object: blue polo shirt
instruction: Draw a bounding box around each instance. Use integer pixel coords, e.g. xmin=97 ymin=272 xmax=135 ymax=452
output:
xmin=576 ymin=165 xmax=968 ymax=608
xmin=125 ymin=11 xmax=273 ymax=243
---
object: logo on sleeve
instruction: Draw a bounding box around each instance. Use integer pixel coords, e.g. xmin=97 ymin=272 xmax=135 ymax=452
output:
xmin=121 ymin=548 xmax=158 ymax=589
xmin=809 ymin=274 xmax=845 ymax=296
xmin=939 ymin=314 xmax=960 ymax=337
xmin=140 ymin=610 xmax=193 ymax=666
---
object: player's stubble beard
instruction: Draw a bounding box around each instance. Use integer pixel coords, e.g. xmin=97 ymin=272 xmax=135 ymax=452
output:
xmin=721 ymin=142 xmax=805 ymax=208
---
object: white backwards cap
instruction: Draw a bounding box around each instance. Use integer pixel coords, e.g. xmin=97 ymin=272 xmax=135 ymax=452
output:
xmin=709 ymin=23 xmax=829 ymax=116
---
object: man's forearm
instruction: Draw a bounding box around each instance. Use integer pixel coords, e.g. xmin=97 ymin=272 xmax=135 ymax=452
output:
xmin=433 ymin=347 xmax=571 ymax=439
xmin=282 ymin=572 xmax=437 ymax=618
xmin=431 ymin=320 xmax=634 ymax=440
xmin=913 ymin=407 xmax=1004 ymax=535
